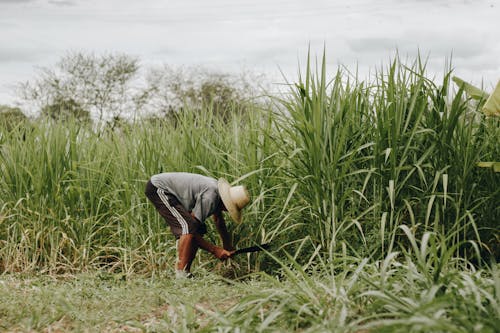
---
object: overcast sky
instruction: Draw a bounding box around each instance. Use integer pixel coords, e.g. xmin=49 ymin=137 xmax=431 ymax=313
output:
xmin=0 ymin=0 xmax=499 ymax=105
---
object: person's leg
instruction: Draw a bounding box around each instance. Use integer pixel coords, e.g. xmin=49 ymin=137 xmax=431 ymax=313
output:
xmin=177 ymin=233 xmax=231 ymax=273
xmin=145 ymin=180 xmax=186 ymax=236
xmin=177 ymin=234 xmax=199 ymax=272
xmin=145 ymin=180 xmax=204 ymax=273
xmin=145 ymin=181 xmax=230 ymax=275
xmin=146 ymin=181 xmax=188 ymax=273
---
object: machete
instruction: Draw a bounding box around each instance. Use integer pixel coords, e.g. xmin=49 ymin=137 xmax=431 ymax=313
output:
xmin=232 ymin=243 xmax=270 ymax=256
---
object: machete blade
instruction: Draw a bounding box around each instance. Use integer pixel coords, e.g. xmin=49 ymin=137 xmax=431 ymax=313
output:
xmin=232 ymin=243 xmax=270 ymax=256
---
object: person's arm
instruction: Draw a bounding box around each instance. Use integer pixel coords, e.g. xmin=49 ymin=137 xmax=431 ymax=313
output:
xmin=192 ymin=234 xmax=233 ymax=259
xmin=187 ymin=213 xmax=233 ymax=259
xmin=212 ymin=212 xmax=234 ymax=251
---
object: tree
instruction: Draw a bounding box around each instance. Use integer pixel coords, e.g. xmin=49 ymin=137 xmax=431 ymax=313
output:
xmin=18 ymin=52 xmax=141 ymax=126
xmin=0 ymin=105 xmax=28 ymax=131
xmin=144 ymin=65 xmax=265 ymax=121
xmin=40 ymin=98 xmax=91 ymax=123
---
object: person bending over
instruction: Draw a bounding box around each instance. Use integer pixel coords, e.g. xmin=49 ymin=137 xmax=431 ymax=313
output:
xmin=145 ymin=172 xmax=250 ymax=278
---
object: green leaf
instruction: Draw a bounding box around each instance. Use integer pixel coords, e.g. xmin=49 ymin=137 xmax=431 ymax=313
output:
xmin=477 ymin=162 xmax=500 ymax=172
xmin=452 ymin=76 xmax=489 ymax=101
xmin=483 ymin=80 xmax=500 ymax=117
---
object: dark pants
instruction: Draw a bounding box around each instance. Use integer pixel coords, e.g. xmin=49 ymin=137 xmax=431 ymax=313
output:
xmin=145 ymin=180 xmax=206 ymax=239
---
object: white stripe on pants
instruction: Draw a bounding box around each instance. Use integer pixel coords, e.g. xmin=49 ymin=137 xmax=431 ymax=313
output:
xmin=156 ymin=188 xmax=189 ymax=235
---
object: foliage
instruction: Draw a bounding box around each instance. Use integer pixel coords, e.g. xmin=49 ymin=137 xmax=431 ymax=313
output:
xmin=274 ymin=53 xmax=499 ymax=260
xmin=144 ymin=65 xmax=265 ymax=121
xmin=452 ymin=76 xmax=500 ymax=117
xmin=40 ymin=97 xmax=91 ymax=123
xmin=0 ymin=104 xmax=27 ymax=131
xmin=0 ymin=104 xmax=287 ymax=274
xmin=0 ymin=53 xmax=498 ymax=272
xmin=1 ymin=246 xmax=498 ymax=332
xmin=1 ymin=51 xmax=499 ymax=332
xmin=17 ymin=52 xmax=140 ymax=127
xmin=212 ymin=229 xmax=499 ymax=332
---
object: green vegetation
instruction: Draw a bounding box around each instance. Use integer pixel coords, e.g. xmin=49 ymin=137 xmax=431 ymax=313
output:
xmin=0 ymin=105 xmax=28 ymax=131
xmin=1 ymin=258 xmax=498 ymax=332
xmin=0 ymin=53 xmax=499 ymax=332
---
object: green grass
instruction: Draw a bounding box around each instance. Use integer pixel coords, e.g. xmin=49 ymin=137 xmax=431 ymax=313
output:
xmin=1 ymin=253 xmax=498 ymax=332
xmin=0 ymin=53 xmax=499 ymax=331
xmin=0 ymin=271 xmax=238 ymax=332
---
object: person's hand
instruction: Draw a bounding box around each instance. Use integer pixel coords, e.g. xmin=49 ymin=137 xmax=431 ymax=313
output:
xmin=214 ymin=247 xmax=235 ymax=260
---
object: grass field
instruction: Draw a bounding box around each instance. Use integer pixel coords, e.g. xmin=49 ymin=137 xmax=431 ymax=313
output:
xmin=0 ymin=55 xmax=499 ymax=332
xmin=1 ymin=259 xmax=498 ymax=332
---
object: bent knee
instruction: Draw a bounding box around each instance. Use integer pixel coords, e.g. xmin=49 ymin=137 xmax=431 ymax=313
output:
xmin=180 ymin=233 xmax=196 ymax=240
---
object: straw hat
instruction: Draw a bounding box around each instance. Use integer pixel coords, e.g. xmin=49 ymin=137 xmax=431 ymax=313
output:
xmin=217 ymin=178 xmax=250 ymax=223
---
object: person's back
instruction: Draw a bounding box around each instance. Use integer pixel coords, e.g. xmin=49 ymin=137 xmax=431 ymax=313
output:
xmin=151 ymin=172 xmax=221 ymax=223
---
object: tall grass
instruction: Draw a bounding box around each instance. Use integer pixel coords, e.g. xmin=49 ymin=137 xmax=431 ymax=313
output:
xmin=209 ymin=227 xmax=499 ymax=332
xmin=0 ymin=54 xmax=498 ymax=275
xmin=1 ymin=53 xmax=498 ymax=332
xmin=274 ymin=54 xmax=498 ymax=260
xmin=0 ymin=102 xmax=298 ymax=273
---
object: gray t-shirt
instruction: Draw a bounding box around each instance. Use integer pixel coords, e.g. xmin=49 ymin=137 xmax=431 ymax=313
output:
xmin=150 ymin=172 xmax=221 ymax=223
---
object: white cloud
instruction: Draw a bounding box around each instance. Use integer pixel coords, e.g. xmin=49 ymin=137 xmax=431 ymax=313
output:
xmin=0 ymin=48 xmax=49 ymax=63
xmin=48 ymin=0 xmax=76 ymax=6
xmin=0 ymin=0 xmax=35 ymax=3
xmin=0 ymin=0 xmax=499 ymax=104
